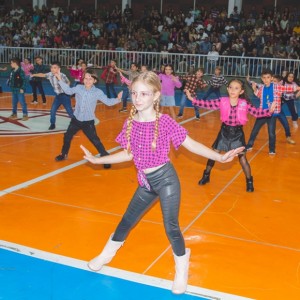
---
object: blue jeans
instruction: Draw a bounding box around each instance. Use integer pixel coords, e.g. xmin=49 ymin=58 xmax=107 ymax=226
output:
xmin=277 ymin=111 xmax=291 ymax=137
xmin=12 ymin=92 xmax=28 ymax=115
xmin=178 ymin=93 xmax=200 ymax=118
xmin=50 ymin=93 xmax=73 ymax=125
xmin=105 ymin=83 xmax=117 ymax=98
xmin=113 ymin=162 xmax=185 ymax=256
xmin=121 ymin=85 xmax=129 ymax=108
xmin=202 ymin=86 xmax=221 ymax=100
xmin=247 ymin=116 xmax=276 ymax=153
xmin=283 ymin=99 xmax=298 ymax=121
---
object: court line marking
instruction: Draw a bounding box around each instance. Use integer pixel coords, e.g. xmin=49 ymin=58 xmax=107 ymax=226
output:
xmin=0 ymin=146 xmax=121 ymax=197
xmin=0 ymin=240 xmax=252 ymax=300
xmin=142 ymin=128 xmax=283 ymax=273
xmin=0 ymin=110 xmax=276 ymax=299
xmin=0 ymin=109 xmax=214 ymax=197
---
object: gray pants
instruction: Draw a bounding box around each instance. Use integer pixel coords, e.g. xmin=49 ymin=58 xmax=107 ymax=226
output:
xmin=113 ymin=162 xmax=185 ymax=256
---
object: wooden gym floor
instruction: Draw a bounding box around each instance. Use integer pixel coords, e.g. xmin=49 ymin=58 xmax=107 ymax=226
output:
xmin=0 ymin=93 xmax=300 ymax=300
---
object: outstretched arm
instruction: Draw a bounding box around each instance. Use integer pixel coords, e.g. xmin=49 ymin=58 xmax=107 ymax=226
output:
xmin=80 ymin=145 xmax=133 ymax=165
xmin=181 ymin=136 xmax=244 ymax=163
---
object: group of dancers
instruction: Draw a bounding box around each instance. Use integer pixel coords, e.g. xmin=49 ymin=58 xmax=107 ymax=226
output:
xmin=7 ymin=57 xmax=300 ymax=294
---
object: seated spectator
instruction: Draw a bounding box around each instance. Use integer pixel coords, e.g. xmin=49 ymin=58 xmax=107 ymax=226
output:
xmin=206 ymin=45 xmax=219 ymax=74
xmin=247 ymin=48 xmax=262 ymax=77
xmin=292 ymin=21 xmax=300 ymax=36
xmin=199 ymin=36 xmax=211 ymax=55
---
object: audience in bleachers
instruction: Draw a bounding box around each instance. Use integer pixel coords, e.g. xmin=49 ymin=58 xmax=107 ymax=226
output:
xmin=0 ymin=3 xmax=299 ymax=77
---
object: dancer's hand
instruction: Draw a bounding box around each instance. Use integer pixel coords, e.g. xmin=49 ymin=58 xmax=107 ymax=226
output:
xmin=185 ymin=90 xmax=193 ymax=101
xmin=220 ymin=147 xmax=245 ymax=163
xmin=80 ymin=145 xmax=98 ymax=164
xmin=117 ymin=91 xmax=123 ymax=100
xmin=269 ymin=101 xmax=276 ymax=113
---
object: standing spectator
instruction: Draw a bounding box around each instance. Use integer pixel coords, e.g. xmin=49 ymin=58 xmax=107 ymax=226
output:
xmin=206 ymin=45 xmax=219 ymax=74
xmin=8 ymin=57 xmax=28 ymax=121
xmin=29 ymin=56 xmax=48 ymax=105
xmin=123 ymin=4 xmax=133 ymax=22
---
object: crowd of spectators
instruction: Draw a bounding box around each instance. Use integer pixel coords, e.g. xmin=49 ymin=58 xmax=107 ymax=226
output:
xmin=1 ymin=3 xmax=300 ymax=75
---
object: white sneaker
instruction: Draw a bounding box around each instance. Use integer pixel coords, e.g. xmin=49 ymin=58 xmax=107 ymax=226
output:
xmin=287 ymin=137 xmax=296 ymax=144
xmin=293 ymin=121 xmax=298 ymax=128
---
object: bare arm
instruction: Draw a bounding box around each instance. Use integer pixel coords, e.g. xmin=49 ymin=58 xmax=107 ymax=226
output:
xmin=80 ymin=145 xmax=133 ymax=164
xmin=31 ymin=73 xmax=46 ymax=78
xmin=181 ymin=136 xmax=244 ymax=163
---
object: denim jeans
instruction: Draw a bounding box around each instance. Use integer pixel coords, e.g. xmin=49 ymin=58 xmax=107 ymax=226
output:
xmin=202 ymin=86 xmax=221 ymax=100
xmin=105 ymin=83 xmax=117 ymax=98
xmin=50 ymin=93 xmax=73 ymax=125
xmin=277 ymin=111 xmax=291 ymax=137
xmin=113 ymin=162 xmax=185 ymax=256
xmin=121 ymin=85 xmax=129 ymax=108
xmin=283 ymin=99 xmax=298 ymax=121
xmin=12 ymin=92 xmax=28 ymax=115
xmin=178 ymin=93 xmax=200 ymax=118
xmin=247 ymin=116 xmax=276 ymax=152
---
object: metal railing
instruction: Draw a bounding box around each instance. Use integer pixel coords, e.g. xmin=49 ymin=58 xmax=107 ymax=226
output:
xmin=0 ymin=46 xmax=299 ymax=78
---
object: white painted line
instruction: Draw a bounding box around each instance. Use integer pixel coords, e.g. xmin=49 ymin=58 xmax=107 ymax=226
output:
xmin=0 ymin=146 xmax=121 ymax=197
xmin=0 ymin=109 xmax=215 ymax=197
xmin=0 ymin=240 xmax=252 ymax=300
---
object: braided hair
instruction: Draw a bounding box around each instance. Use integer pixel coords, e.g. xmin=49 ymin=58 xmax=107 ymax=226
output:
xmin=126 ymin=71 xmax=161 ymax=153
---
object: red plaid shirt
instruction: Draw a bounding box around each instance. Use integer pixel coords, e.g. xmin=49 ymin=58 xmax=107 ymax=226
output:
xmin=101 ymin=65 xmax=117 ymax=84
xmin=180 ymin=74 xmax=206 ymax=97
xmin=255 ymin=83 xmax=297 ymax=114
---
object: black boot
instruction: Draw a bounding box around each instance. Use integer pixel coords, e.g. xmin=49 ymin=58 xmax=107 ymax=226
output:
xmin=198 ymin=170 xmax=210 ymax=185
xmin=246 ymin=176 xmax=254 ymax=192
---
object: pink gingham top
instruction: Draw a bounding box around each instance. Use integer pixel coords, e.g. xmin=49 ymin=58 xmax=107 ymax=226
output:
xmin=116 ymin=114 xmax=188 ymax=190
xmin=21 ymin=62 xmax=34 ymax=76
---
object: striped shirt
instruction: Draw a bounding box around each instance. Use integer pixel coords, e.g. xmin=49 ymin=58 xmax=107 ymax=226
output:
xmin=206 ymin=74 xmax=228 ymax=88
xmin=192 ymin=98 xmax=271 ymax=126
xmin=45 ymin=72 xmax=70 ymax=94
xmin=58 ymin=81 xmax=121 ymax=121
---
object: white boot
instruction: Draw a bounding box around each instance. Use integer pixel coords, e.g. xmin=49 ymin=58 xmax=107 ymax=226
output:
xmin=172 ymin=248 xmax=191 ymax=294
xmin=88 ymin=234 xmax=124 ymax=271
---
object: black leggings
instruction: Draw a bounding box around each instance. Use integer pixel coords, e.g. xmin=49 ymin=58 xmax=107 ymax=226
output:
xmin=113 ymin=163 xmax=185 ymax=256
xmin=204 ymin=153 xmax=251 ymax=179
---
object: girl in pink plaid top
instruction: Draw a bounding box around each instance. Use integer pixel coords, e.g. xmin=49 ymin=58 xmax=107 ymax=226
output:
xmin=187 ymin=79 xmax=276 ymax=192
xmin=80 ymin=71 xmax=244 ymax=295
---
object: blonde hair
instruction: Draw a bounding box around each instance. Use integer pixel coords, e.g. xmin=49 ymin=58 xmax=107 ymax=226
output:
xmin=126 ymin=71 xmax=161 ymax=152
